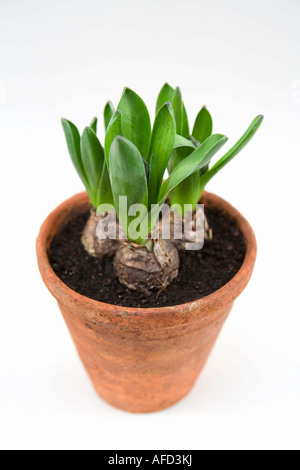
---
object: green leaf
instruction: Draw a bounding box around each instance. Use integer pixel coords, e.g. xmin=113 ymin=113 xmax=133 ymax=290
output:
xmin=90 ymin=117 xmax=98 ymax=134
xmin=192 ymin=106 xmax=213 ymax=144
xmin=117 ymin=88 xmax=151 ymax=158
xmin=158 ymin=134 xmax=228 ymax=204
xmin=109 ymin=136 xmax=148 ymax=241
xmin=104 ymin=110 xmax=121 ymax=168
xmin=174 ymin=134 xmax=196 ymax=150
xmin=156 ymin=83 xmax=174 ymax=114
xmin=143 ymin=157 xmax=150 ymax=182
xmin=171 ymin=87 xmax=183 ymax=135
xmin=156 ymin=83 xmax=189 ymax=137
xmin=148 ymin=103 xmax=175 ymax=204
xmin=201 ymin=115 xmax=264 ymax=187
xmin=168 ymin=146 xmax=201 ymax=213
xmin=200 ymin=163 xmax=209 ymax=176
xmin=182 ymin=104 xmax=190 ymax=138
xmin=80 ymin=127 xmax=104 ymax=201
xmin=170 ymin=174 xmax=201 ymax=213
xmin=148 ymin=153 xmax=159 ymax=209
xmin=168 ymin=136 xmax=201 ymax=212
xmin=61 ymin=118 xmax=89 ymax=189
xmin=104 ymin=101 xmax=115 ymax=131
xmin=96 ymin=159 xmax=114 ymax=207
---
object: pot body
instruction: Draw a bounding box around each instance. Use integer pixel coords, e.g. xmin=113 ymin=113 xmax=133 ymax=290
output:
xmin=36 ymin=191 xmax=257 ymax=413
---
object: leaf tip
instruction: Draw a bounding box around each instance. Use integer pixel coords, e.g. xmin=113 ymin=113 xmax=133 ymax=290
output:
xmin=122 ymin=86 xmax=134 ymax=97
xmin=164 ymin=101 xmax=173 ymax=111
xmin=82 ymin=126 xmax=97 ymax=138
xmin=174 ymin=86 xmax=182 ymax=95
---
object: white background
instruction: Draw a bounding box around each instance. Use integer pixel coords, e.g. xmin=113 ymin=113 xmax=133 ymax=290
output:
xmin=0 ymin=0 xmax=299 ymax=451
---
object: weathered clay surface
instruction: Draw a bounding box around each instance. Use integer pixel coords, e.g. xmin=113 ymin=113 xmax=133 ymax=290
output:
xmin=36 ymin=191 xmax=257 ymax=413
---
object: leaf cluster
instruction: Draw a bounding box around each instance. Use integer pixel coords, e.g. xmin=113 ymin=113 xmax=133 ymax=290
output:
xmin=62 ymin=85 xmax=263 ymax=244
xmin=161 ymin=84 xmax=263 ymax=212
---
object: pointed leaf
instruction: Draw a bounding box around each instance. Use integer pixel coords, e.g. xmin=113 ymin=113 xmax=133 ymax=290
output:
xmin=182 ymin=104 xmax=190 ymax=138
xmin=148 ymin=102 xmax=175 ymax=202
xmin=171 ymin=87 xmax=183 ymax=135
xmin=117 ymin=88 xmax=151 ymax=158
xmin=96 ymin=159 xmax=114 ymax=207
xmin=174 ymin=134 xmax=195 ymax=150
xmin=109 ymin=136 xmax=148 ymax=239
xmin=104 ymin=101 xmax=115 ymax=131
xmin=80 ymin=127 xmax=104 ymax=195
xmin=61 ymin=118 xmax=89 ymax=189
xmin=158 ymin=134 xmax=228 ymax=204
xmin=156 ymin=83 xmax=174 ymax=114
xmin=104 ymin=110 xmax=121 ymax=168
xmin=90 ymin=116 xmax=98 ymax=133
xmin=202 ymin=115 xmax=264 ymax=187
xmin=192 ymin=106 xmax=213 ymax=144
xmin=156 ymin=83 xmax=189 ymax=137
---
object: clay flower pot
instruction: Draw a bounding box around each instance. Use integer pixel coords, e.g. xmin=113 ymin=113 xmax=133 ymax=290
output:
xmin=36 ymin=191 xmax=257 ymax=413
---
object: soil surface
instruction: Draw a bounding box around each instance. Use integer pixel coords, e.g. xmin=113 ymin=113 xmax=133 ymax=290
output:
xmin=49 ymin=207 xmax=246 ymax=308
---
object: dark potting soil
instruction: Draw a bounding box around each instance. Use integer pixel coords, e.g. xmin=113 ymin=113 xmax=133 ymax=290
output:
xmin=49 ymin=207 xmax=246 ymax=308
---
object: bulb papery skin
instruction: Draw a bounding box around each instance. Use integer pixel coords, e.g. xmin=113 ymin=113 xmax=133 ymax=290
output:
xmin=114 ymin=239 xmax=180 ymax=294
xmin=81 ymin=208 xmax=120 ymax=258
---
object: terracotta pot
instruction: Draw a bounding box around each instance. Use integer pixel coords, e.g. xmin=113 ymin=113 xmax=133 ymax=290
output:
xmin=36 ymin=191 xmax=257 ymax=413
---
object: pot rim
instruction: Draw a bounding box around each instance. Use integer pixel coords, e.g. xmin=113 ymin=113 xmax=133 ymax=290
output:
xmin=36 ymin=190 xmax=257 ymax=315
